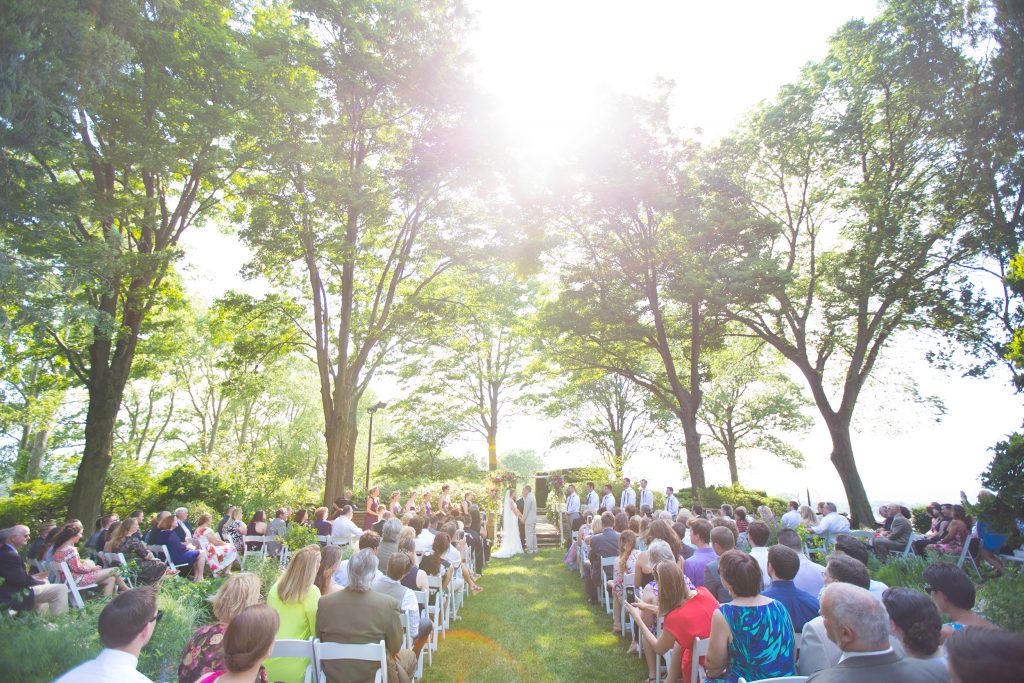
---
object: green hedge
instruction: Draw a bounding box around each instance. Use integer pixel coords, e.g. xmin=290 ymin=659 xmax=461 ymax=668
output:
xmin=0 ymin=480 xmax=73 ymax=529
xmin=676 ymin=483 xmax=789 ymax=517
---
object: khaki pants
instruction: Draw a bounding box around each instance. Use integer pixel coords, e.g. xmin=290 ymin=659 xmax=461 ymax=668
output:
xmin=32 ymin=583 xmax=69 ymax=615
xmin=388 ymin=648 xmax=417 ymax=683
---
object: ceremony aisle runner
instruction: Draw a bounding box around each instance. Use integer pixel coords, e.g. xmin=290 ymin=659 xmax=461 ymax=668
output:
xmin=421 ymin=548 xmax=647 ymax=683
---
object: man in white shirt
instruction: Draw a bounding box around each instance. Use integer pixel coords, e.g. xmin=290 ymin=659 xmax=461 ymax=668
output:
xmin=584 ymin=482 xmax=599 ymax=512
xmin=664 ymin=487 xmax=679 ymax=518
xmin=780 ymin=500 xmax=802 ymax=529
xmin=600 ymin=484 xmax=616 ymax=512
xmin=638 ymin=479 xmax=654 ymax=512
xmin=415 ymin=516 xmax=438 ymax=553
xmin=565 ymin=484 xmax=581 ymax=527
xmin=747 ymin=520 xmax=772 ymax=589
xmin=812 ymin=502 xmax=851 ymax=544
xmin=331 ymin=505 xmax=364 ymax=542
xmin=54 ymin=587 xmax=159 ymax=683
xmin=619 ymin=478 xmax=636 ymax=509
xmin=334 ymin=531 xmax=384 ymax=587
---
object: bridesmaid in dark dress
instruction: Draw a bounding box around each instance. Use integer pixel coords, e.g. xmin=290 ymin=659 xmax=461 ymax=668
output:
xmin=363 ymin=486 xmax=381 ymax=531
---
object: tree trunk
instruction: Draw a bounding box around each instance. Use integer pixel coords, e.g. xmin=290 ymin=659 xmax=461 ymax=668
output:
xmin=26 ymin=428 xmax=49 ymax=481
xmin=342 ymin=415 xmax=358 ymax=489
xmin=822 ymin=413 xmax=874 ymax=529
xmin=726 ymin=444 xmax=739 ymax=485
xmin=487 ymin=426 xmax=498 ymax=471
xmin=680 ymin=410 xmax=706 ymax=499
xmin=68 ymin=376 xmax=124 ymax=530
xmin=323 ymin=411 xmax=348 ymax=506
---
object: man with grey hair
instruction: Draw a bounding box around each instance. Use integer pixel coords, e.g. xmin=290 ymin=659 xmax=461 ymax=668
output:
xmin=172 ymin=508 xmax=192 ymax=542
xmin=0 ymin=525 xmax=68 ymax=614
xmin=807 ymin=583 xmax=947 ymax=682
xmin=317 ymin=548 xmax=417 ymax=682
xmin=872 ymin=504 xmax=912 ymax=561
xmin=377 ymin=517 xmax=403 ymax=571
xmin=812 ymin=502 xmax=851 ymax=545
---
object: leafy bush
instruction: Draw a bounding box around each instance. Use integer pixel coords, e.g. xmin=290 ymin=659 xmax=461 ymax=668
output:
xmin=282 ymin=524 xmax=318 ymax=551
xmin=677 ymin=483 xmax=789 ymax=517
xmin=911 ymin=506 xmax=932 ymax=534
xmin=977 ymin=566 xmax=1024 ymax=631
xmin=0 ymin=479 xmax=73 ymax=528
xmin=979 ymin=433 xmax=1024 ymax=534
xmin=143 ymin=465 xmax=232 ymax=515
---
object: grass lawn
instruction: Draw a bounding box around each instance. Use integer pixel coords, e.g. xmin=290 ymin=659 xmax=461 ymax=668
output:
xmin=421 ymin=548 xmax=647 ymax=683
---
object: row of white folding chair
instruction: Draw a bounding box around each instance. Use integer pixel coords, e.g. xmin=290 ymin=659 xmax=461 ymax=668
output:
xmin=316 ymin=534 xmax=354 ymax=547
xmin=147 ymin=543 xmax=190 ymax=571
xmin=58 ymin=561 xmax=98 ymax=609
xmin=270 ymin=637 xmax=386 ymax=683
xmin=599 ymin=556 xmax=616 ymax=614
xmin=99 ymin=552 xmax=134 ymax=587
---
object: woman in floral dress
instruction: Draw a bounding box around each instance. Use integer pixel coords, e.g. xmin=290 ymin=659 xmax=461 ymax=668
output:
xmin=108 ymin=518 xmax=175 ymax=585
xmin=194 ymin=512 xmax=239 ymax=575
xmin=51 ymin=523 xmax=128 ymax=596
xmin=222 ymin=507 xmax=247 ymax=556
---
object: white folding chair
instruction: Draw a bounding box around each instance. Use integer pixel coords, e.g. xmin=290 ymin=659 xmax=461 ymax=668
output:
xmin=243 ymin=535 xmax=268 ymax=562
xmin=620 ymin=573 xmax=636 ymax=636
xmin=314 ymin=638 xmax=388 ymax=683
xmin=957 ymin=536 xmax=982 ymax=578
xmin=99 ymin=552 xmax=133 ymax=587
xmin=59 ymin=561 xmax=98 ymax=609
xmin=599 ymin=556 xmax=616 ymax=614
xmin=270 ymin=638 xmax=315 ymax=683
xmin=690 ymin=636 xmax=709 ymax=683
xmin=426 ymin=574 xmax=447 ymax=641
xmin=148 ymin=544 xmax=190 ymax=571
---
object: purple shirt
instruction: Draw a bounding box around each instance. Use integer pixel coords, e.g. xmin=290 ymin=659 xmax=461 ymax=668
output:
xmin=685 ymin=547 xmax=717 ymax=587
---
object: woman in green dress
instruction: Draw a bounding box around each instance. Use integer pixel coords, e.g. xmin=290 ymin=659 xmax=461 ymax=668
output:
xmin=264 ymin=545 xmax=321 ymax=683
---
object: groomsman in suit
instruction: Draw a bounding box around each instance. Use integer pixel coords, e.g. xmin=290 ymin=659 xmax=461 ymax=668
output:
xmin=522 ymin=486 xmax=538 ymax=553
xmin=565 ymin=484 xmax=581 ymax=528
xmin=620 ymin=478 xmax=636 ymax=510
xmin=664 ymin=486 xmax=679 ymax=518
xmin=584 ymin=482 xmax=599 ymax=512
xmin=515 ymin=493 xmax=527 ymax=546
xmin=639 ymin=479 xmax=654 ymax=513
xmin=600 ymin=485 xmax=616 ymax=512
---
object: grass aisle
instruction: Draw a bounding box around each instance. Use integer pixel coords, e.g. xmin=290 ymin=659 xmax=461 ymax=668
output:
xmin=421 ymin=548 xmax=647 ymax=683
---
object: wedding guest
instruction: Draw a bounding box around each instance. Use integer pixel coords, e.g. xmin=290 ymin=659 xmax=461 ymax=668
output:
xmin=704 ymin=550 xmax=795 ymax=682
xmin=632 ymin=540 xmax=678 ymax=677
xmin=587 ymin=512 xmax=620 ymax=604
xmin=610 ymin=530 xmax=639 ymax=636
xmin=374 ymin=551 xmax=432 ymax=653
xmin=807 ymin=583 xmax=946 ymax=683
xmin=222 ymin=508 xmax=247 ymax=555
xmin=292 ymin=509 xmax=309 ymax=528
xmin=914 ymin=504 xmax=953 ymax=555
xmin=929 ymin=505 xmax=972 ymax=558
xmin=781 ymin=501 xmax=802 ymax=529
xmin=797 ymin=555 xmax=876 ymax=676
xmin=315 ymin=544 xmax=344 ymax=597
xmin=419 ymin=532 xmax=454 ymax=591
xmin=178 ymin=573 xmax=267 ymax=683
xmin=628 ymin=560 xmax=719 ymax=683
xmin=812 ymin=503 xmax=851 ymax=545
xmin=364 ymin=486 xmax=381 ymax=530
xmin=173 ymin=508 xmax=192 ymax=542
xmin=194 ymin=604 xmax=279 ymax=683
xmin=874 ymin=504 xmax=913 ymax=561
xmin=333 ymin=532 xmax=384 ymax=588
xmin=330 ymin=504 xmax=364 ymax=542
xmin=107 ymin=518 xmax=175 ymax=585
xmin=313 ymin=507 xmax=332 ymax=536
xmin=265 ymin=545 xmax=321 ymax=683
xmin=757 ymin=505 xmax=778 ymax=529
xmin=377 ymin=518 xmax=402 ymax=571
xmin=53 ymin=587 xmax=160 ymax=683
xmin=734 ymin=508 xmax=749 ymax=542
xmin=216 ymin=507 xmax=234 ymax=538
xmin=684 ymin=519 xmax=716 ymax=588
xmin=833 ymin=534 xmax=890 ymax=598
xmin=154 ymin=515 xmax=208 ymax=582
xmin=52 ymin=522 xmax=129 ymax=595
xmin=882 ymin=587 xmax=948 ymax=678
xmin=800 ymin=505 xmax=819 ymax=527
xmin=922 ymin=562 xmax=996 ymax=641
xmin=0 ymin=525 xmax=68 ymax=614
xmin=144 ymin=511 xmax=170 ymax=544
xmin=27 ymin=521 xmax=55 ymax=561
xmin=945 ymin=627 xmax=1024 ymax=683
xmin=763 ymin=545 xmax=819 ymax=632
xmin=703 ymin=526 xmax=736 ymax=604
xmin=777 ymin=528 xmax=825 ymax=597
xmin=371 ymin=508 xmax=390 ymax=535
xmin=267 ymin=509 xmax=288 ymax=539
xmin=399 ymin=539 xmax=429 ymax=593
xmin=193 ymin=512 xmax=239 ymax=577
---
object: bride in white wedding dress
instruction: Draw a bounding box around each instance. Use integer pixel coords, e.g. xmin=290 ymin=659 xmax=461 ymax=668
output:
xmin=490 ymin=489 xmax=524 ymax=559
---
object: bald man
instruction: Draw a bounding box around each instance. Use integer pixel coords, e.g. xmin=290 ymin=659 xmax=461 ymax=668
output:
xmin=0 ymin=525 xmax=68 ymax=614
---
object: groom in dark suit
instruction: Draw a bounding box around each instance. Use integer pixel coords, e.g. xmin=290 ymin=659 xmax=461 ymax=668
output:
xmin=515 ymin=494 xmax=526 ymax=547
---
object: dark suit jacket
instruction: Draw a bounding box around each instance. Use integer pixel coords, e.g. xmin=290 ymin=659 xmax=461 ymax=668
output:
xmin=317 ymin=588 xmax=404 ymax=683
xmin=703 ymin=559 xmax=733 ymax=603
xmin=0 ymin=544 xmax=42 ymax=610
xmin=589 ymin=529 xmax=620 ymax=578
xmin=806 ymin=649 xmax=949 ymax=683
xmin=173 ymin=520 xmax=192 ymax=541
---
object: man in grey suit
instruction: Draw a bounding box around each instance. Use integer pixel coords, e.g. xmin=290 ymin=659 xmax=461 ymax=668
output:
xmin=521 ymin=485 xmax=538 ymax=553
xmin=872 ymin=505 xmax=912 ymax=561
xmin=807 ymin=583 xmax=948 ymax=683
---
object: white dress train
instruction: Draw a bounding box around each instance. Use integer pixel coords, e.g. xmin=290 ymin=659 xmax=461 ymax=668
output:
xmin=491 ymin=491 xmax=524 ymax=559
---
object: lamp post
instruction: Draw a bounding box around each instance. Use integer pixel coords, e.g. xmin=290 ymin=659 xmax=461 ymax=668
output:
xmin=365 ymin=401 xmax=387 ymax=491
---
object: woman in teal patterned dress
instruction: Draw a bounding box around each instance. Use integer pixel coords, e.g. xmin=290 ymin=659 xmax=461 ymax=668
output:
xmin=705 ymin=550 xmax=795 ymax=682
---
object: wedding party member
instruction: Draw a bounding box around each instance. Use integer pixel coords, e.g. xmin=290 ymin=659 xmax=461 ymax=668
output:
xmin=628 ymin=560 xmax=719 ymax=683
xmin=439 ymin=484 xmax=452 ymax=513
xmin=0 ymin=525 xmax=67 ymax=614
xmin=492 ymin=489 xmax=525 ymax=559
xmin=639 ymin=479 xmax=654 ymax=513
xmin=364 ymin=486 xmax=381 ymax=530
xmin=763 ymin=545 xmax=819 ymax=632
xmin=781 ymin=501 xmax=802 ymax=529
xmin=945 ymin=627 xmax=1024 ymax=683
xmin=315 ymin=544 xmax=344 ymax=597
xmin=521 ymin=485 xmax=538 ymax=553
xmin=317 ymin=549 xmax=418 ymax=683
xmin=54 ymin=587 xmax=160 ymax=683
xmin=807 ymin=583 xmax=947 ymax=683
xmin=601 ymin=484 xmax=616 ymax=513
xmin=153 ymin=515 xmax=208 ymax=582
xmin=389 ymin=490 xmax=403 ymax=517
xmin=193 ymin=513 xmax=238 ymax=577
xmin=194 ymin=605 xmax=279 ymax=683
xmin=585 ymin=482 xmax=600 ymax=511
xmin=922 ymin=563 xmax=996 ymax=640
xmin=108 ymin=518 xmax=176 ymax=585
xmin=704 ymin=550 xmax=795 ymax=682
xmin=620 ymin=477 xmax=637 ymax=509
xmin=178 ymin=573 xmax=267 ymax=683
xmin=664 ymin=486 xmax=679 ymax=518
xmin=265 ymin=545 xmax=321 ymax=683
xmin=565 ymin=484 xmax=581 ymax=527
xmin=405 ymin=491 xmax=419 ymax=514
xmin=881 ymin=588 xmax=949 ymax=679
xmin=52 ymin=522 xmax=130 ymax=595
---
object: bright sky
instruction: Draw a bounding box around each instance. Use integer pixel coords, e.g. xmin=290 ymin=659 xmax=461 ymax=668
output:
xmin=180 ymin=0 xmax=1023 ymax=510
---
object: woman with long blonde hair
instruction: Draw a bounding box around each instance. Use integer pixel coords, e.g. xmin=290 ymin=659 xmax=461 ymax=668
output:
xmin=610 ymin=530 xmax=639 ymax=636
xmin=798 ymin=505 xmax=818 ymax=527
xmin=265 ymin=545 xmax=321 ymax=683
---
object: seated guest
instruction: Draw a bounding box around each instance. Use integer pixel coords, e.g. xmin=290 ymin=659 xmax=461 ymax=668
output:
xmin=777 ymin=527 xmax=824 ymax=594
xmin=27 ymin=522 xmax=55 ymax=560
xmin=873 ymin=504 xmax=912 ymax=561
xmin=178 ymin=573 xmax=267 ymax=683
xmin=265 ymin=545 xmax=321 ymax=683
xmin=684 ymin=519 xmax=716 ymax=588
xmin=812 ymin=502 xmax=851 ymax=545
xmin=153 ymin=514 xmax=207 ymax=582
xmin=945 ymin=626 xmax=1024 ymax=683
xmin=378 ymin=518 xmax=403 ymax=571
xmin=800 ymin=504 xmax=819 ymax=528
xmin=317 ymin=548 xmax=417 ymax=683
xmin=636 ymin=519 xmax=689 ymax=584
xmin=633 ymin=540 xmax=683 ymax=677
xmin=398 ymin=539 xmax=429 ymax=593
xmin=419 ymin=531 xmax=455 ymax=591
xmin=54 ymin=587 xmax=160 ymax=683
xmin=193 ymin=512 xmax=238 ymax=576
xmin=222 ymin=508 xmax=247 ymax=556
xmin=415 ymin=514 xmax=438 ymax=553
xmin=746 ymin=520 xmax=771 ymax=589
xmin=216 ymin=507 xmax=234 ymax=538
xmin=704 ymin=526 xmax=736 ymax=603
xmin=315 ymin=544 xmax=344 ymax=597
xmin=757 ymin=505 xmax=778 ymax=529
xmin=333 ymin=531 xmax=384 ymax=588
xmin=52 ymin=521 xmax=130 ymax=595
xmin=372 ymin=507 xmax=391 ymax=535
xmin=107 ymin=518 xmax=176 ymax=585
xmin=587 ymin=512 xmax=620 ymax=604
xmin=172 ymin=508 xmax=192 ymax=542
xmin=331 ymin=504 xmax=364 ymax=542
xmin=882 ymin=587 xmax=949 ymax=679
xmin=313 ymin=507 xmax=332 ymax=536
xmin=928 ymin=505 xmax=972 ymax=558
xmin=922 ymin=562 xmax=996 ymax=641
xmin=781 ymin=500 xmax=801 ymax=529
xmin=705 ymin=550 xmax=795 ymax=682
xmin=373 ymin=552 xmax=432 ymax=653
xmin=610 ymin=530 xmax=639 ymax=637
xmin=144 ymin=511 xmax=170 ymax=544
xmin=806 ymin=583 xmax=948 ymax=683
xmin=194 ymin=604 xmax=279 ymax=683
xmin=763 ymin=544 xmax=820 ymax=632
xmin=267 ymin=508 xmax=288 ymax=539
xmin=914 ymin=504 xmax=953 ymax=555
xmin=0 ymin=525 xmax=68 ymax=614
xmin=248 ymin=510 xmax=268 ymax=537
xmin=87 ymin=514 xmax=118 ymax=554
xmin=628 ymin=560 xmax=719 ymax=683
xmin=833 ymin=534 xmax=889 ymax=598
xmin=292 ymin=509 xmax=309 ymax=528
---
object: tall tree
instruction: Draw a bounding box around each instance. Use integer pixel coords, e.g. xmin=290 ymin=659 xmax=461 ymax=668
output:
xmin=720 ymin=2 xmax=974 ymax=526
xmin=238 ymin=0 xmax=480 ymax=502
xmin=0 ymin=0 xmax=255 ymax=527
